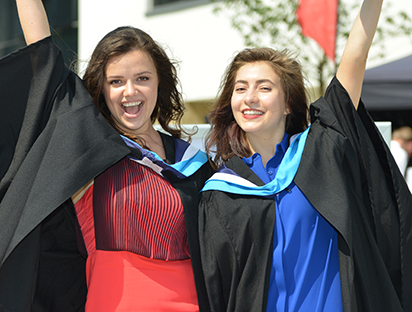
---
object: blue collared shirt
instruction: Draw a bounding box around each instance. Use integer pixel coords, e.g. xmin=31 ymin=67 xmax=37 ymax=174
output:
xmin=243 ymin=133 xmax=343 ymax=312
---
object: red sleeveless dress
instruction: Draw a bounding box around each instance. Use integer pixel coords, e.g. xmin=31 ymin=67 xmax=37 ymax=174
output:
xmin=74 ymin=157 xmax=199 ymax=311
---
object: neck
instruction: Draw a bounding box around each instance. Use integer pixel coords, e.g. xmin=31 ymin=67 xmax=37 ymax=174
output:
xmin=144 ymin=129 xmax=166 ymax=160
xmin=246 ymin=131 xmax=285 ymax=167
xmin=128 ymin=125 xmax=166 ymax=160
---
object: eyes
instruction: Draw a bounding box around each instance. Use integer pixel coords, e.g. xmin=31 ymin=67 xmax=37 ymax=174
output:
xmin=234 ymin=85 xmax=272 ymax=93
xmin=108 ymin=76 xmax=150 ymax=85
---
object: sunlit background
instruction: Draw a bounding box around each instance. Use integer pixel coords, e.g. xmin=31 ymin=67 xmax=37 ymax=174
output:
xmin=1 ymin=0 xmax=411 ymax=127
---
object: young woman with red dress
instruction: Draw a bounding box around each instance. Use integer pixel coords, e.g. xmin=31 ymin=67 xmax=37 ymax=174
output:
xmin=0 ymin=1 xmax=213 ymax=311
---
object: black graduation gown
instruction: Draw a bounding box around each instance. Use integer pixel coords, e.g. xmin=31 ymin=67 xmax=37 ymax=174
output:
xmin=198 ymin=77 xmax=412 ymax=312
xmin=0 ymin=37 xmax=213 ymax=312
xmin=0 ymin=36 xmax=130 ymax=312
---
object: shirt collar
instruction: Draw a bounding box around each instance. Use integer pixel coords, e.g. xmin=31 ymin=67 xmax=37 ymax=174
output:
xmin=243 ymin=132 xmax=290 ymax=165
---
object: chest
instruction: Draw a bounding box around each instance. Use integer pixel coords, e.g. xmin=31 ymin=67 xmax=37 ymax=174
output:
xmin=77 ymin=157 xmax=190 ymax=260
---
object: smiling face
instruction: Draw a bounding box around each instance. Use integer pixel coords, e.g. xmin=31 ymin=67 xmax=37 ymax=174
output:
xmin=231 ymin=61 xmax=289 ymax=143
xmin=103 ymin=49 xmax=159 ymax=136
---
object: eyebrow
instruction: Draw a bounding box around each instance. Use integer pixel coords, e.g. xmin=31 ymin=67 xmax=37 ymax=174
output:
xmin=106 ymin=71 xmax=153 ymax=79
xmin=235 ymin=79 xmax=275 ymax=85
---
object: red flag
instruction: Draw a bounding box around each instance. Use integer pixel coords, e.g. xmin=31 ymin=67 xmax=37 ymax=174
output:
xmin=297 ymin=0 xmax=338 ymax=62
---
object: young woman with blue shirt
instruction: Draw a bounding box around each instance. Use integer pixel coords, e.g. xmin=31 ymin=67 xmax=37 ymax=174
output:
xmin=197 ymin=0 xmax=412 ymax=311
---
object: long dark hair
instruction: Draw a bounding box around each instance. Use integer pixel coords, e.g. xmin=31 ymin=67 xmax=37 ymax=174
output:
xmin=83 ymin=26 xmax=187 ymax=143
xmin=206 ymin=48 xmax=309 ymax=167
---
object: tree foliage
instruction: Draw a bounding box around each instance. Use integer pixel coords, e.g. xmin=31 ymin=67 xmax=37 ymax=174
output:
xmin=214 ymin=0 xmax=412 ymax=94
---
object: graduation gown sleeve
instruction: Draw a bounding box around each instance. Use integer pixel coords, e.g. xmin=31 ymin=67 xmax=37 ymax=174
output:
xmin=295 ymin=76 xmax=412 ymax=312
xmin=0 ymin=37 xmax=130 ymax=311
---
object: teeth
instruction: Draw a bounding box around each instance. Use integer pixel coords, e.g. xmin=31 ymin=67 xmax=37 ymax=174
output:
xmin=122 ymin=101 xmax=142 ymax=107
xmin=243 ymin=110 xmax=263 ymax=115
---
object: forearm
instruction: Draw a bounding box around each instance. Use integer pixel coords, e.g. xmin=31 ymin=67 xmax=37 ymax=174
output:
xmin=349 ymin=0 xmax=383 ymax=62
xmin=336 ymin=0 xmax=383 ymax=109
xmin=16 ymin=0 xmax=51 ymax=45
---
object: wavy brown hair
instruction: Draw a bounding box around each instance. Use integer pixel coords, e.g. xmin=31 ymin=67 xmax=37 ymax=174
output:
xmin=83 ymin=26 xmax=187 ymax=143
xmin=206 ymin=48 xmax=309 ymax=167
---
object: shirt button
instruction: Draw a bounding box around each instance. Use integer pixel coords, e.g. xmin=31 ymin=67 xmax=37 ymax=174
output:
xmin=268 ymin=171 xmax=273 ymax=175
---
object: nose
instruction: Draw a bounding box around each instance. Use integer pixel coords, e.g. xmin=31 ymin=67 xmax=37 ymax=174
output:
xmin=124 ymin=80 xmax=137 ymax=97
xmin=244 ymin=89 xmax=258 ymax=106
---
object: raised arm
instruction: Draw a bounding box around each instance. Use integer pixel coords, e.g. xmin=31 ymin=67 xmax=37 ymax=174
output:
xmin=16 ymin=0 xmax=51 ymax=45
xmin=336 ymin=0 xmax=383 ymax=109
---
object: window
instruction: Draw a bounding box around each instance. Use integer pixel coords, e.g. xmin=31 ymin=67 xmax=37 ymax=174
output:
xmin=148 ymin=0 xmax=210 ymax=15
xmin=154 ymin=0 xmax=181 ymax=5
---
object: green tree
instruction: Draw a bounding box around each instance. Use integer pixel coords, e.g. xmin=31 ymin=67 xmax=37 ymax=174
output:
xmin=214 ymin=0 xmax=412 ymax=95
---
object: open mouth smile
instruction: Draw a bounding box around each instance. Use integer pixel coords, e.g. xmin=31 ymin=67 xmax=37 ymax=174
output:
xmin=122 ymin=101 xmax=143 ymax=114
xmin=242 ymin=109 xmax=263 ymax=116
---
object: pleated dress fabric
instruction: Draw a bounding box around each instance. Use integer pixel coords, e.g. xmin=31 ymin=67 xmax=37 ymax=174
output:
xmin=75 ymin=157 xmax=199 ymax=311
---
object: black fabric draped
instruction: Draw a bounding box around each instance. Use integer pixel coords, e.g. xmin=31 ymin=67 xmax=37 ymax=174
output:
xmin=0 ymin=37 xmax=130 ymax=312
